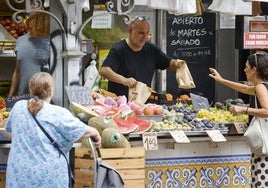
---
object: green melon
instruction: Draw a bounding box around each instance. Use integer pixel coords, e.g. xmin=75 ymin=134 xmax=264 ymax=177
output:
xmin=88 ymin=116 xmax=118 ymax=135
xmin=101 ymin=128 xmax=131 ymax=148
xmin=69 ymin=102 xmax=99 ymax=122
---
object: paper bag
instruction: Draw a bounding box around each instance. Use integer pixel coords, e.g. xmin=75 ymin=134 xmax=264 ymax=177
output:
xmin=128 ymin=81 xmax=152 ymax=104
xmin=176 ymin=62 xmax=196 ymax=89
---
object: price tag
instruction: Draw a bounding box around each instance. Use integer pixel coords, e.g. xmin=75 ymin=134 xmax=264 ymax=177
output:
xmin=206 ymin=130 xmax=227 ymax=142
xmin=142 ymin=132 xmax=158 ymax=150
xmin=170 ymin=130 xmax=190 ymax=143
xmin=233 ymin=122 xmax=248 ymax=134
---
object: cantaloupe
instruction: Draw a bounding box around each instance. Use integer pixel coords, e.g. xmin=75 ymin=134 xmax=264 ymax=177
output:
xmin=69 ymin=102 xmax=99 ymax=122
xmin=88 ymin=116 xmax=118 ymax=135
xmin=101 ymin=128 xmax=131 ymax=148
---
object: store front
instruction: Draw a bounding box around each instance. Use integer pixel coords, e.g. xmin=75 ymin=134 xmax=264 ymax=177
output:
xmin=0 ymin=0 xmax=266 ymax=187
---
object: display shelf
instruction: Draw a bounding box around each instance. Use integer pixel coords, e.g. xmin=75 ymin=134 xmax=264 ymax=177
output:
xmin=129 ymin=130 xmax=229 ymax=139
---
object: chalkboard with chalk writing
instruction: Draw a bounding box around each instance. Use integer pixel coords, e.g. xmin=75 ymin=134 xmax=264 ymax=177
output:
xmin=166 ymin=12 xmax=216 ymax=103
xmin=65 ymin=85 xmax=94 ymax=105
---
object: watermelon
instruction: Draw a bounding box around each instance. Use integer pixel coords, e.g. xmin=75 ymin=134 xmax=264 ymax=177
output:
xmin=113 ymin=117 xmax=138 ymax=134
xmin=126 ymin=116 xmax=152 ymax=134
xmin=91 ymin=106 xmax=121 ymax=117
xmin=69 ymin=102 xmax=99 ymax=122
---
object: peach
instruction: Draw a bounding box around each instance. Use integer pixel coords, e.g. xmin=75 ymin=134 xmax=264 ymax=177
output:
xmin=154 ymin=106 xmax=164 ymax=115
xmin=143 ymin=105 xmax=154 ymax=116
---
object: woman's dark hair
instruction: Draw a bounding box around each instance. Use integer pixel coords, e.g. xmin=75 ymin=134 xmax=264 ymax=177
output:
xmin=27 ymin=72 xmax=53 ymax=116
xmin=247 ymin=51 xmax=268 ymax=80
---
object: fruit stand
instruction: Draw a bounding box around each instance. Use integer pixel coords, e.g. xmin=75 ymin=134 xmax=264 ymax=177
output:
xmin=0 ymin=91 xmax=252 ymax=187
xmin=66 ymin=91 xmax=251 ymax=188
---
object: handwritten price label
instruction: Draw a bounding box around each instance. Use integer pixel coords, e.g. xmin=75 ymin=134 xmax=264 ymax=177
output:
xmin=233 ymin=122 xmax=247 ymax=134
xmin=206 ymin=130 xmax=227 ymax=142
xmin=170 ymin=130 xmax=190 ymax=143
xmin=142 ymin=132 xmax=158 ymax=150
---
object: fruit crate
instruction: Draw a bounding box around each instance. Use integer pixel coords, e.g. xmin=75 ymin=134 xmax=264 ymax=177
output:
xmin=146 ymin=92 xmax=177 ymax=106
xmin=74 ymin=146 xmax=145 ymax=188
xmin=0 ymin=81 xmax=11 ymax=97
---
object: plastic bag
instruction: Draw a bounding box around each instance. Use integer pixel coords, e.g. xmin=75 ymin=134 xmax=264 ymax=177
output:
xmin=84 ymin=59 xmax=100 ymax=91
xmin=176 ymin=62 xmax=196 ymax=89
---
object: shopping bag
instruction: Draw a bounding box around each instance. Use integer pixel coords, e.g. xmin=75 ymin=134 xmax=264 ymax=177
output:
xmin=176 ymin=62 xmax=196 ymax=89
xmin=244 ymin=116 xmax=268 ymax=155
xmin=96 ymin=157 xmax=124 ymax=188
xmin=128 ymin=81 xmax=152 ymax=104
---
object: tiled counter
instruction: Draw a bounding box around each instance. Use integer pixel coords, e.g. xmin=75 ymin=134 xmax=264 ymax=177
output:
xmin=131 ymin=135 xmax=251 ymax=188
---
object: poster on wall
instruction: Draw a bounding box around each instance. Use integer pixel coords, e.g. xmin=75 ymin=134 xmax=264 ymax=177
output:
xmin=166 ymin=12 xmax=216 ymax=103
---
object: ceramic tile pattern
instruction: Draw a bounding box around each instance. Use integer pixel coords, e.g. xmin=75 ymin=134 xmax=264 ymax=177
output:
xmin=145 ymin=140 xmax=251 ymax=188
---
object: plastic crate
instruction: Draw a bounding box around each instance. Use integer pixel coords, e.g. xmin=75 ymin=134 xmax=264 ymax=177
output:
xmin=136 ymin=115 xmax=163 ymax=122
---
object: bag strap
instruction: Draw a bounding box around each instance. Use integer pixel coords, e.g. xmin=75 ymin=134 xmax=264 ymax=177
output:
xmin=32 ymin=115 xmax=74 ymax=185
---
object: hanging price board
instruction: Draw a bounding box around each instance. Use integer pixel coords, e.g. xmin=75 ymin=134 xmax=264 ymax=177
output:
xmin=206 ymin=130 xmax=227 ymax=142
xmin=142 ymin=132 xmax=158 ymax=150
xmin=170 ymin=130 xmax=190 ymax=143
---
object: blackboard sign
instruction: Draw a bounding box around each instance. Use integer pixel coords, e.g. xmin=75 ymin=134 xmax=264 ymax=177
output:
xmin=190 ymin=93 xmax=210 ymax=111
xmin=166 ymin=12 xmax=216 ymax=103
xmin=65 ymin=85 xmax=94 ymax=105
xmin=5 ymin=94 xmax=31 ymax=111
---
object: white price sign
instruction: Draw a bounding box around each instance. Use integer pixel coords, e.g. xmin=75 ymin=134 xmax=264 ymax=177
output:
xmin=142 ymin=132 xmax=158 ymax=150
xmin=206 ymin=130 xmax=227 ymax=142
xmin=170 ymin=130 xmax=190 ymax=143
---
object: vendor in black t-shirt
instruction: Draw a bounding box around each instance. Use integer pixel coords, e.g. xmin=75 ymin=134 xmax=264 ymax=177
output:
xmin=100 ymin=16 xmax=186 ymax=98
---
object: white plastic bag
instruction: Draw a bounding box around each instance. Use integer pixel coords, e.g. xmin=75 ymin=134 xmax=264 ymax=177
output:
xmin=84 ymin=59 xmax=99 ymax=91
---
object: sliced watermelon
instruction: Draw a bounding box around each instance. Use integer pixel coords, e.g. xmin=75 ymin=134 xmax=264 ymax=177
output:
xmin=87 ymin=105 xmax=121 ymax=117
xmin=126 ymin=116 xmax=152 ymax=134
xmin=113 ymin=117 xmax=138 ymax=134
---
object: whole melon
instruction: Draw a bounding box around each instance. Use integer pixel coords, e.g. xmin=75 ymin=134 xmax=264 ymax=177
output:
xmin=101 ymin=128 xmax=131 ymax=148
xmin=88 ymin=116 xmax=118 ymax=135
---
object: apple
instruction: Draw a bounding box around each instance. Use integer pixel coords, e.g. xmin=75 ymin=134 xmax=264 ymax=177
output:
xmin=9 ymin=30 xmax=16 ymax=35
xmin=4 ymin=18 xmax=11 ymax=26
xmin=0 ymin=20 xmax=5 ymax=26
xmin=12 ymin=33 xmax=18 ymax=39
xmin=10 ymin=22 xmax=16 ymax=30
xmin=4 ymin=25 xmax=11 ymax=31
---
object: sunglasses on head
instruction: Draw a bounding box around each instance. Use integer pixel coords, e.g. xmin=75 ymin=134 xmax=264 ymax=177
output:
xmin=254 ymin=52 xmax=265 ymax=69
xmin=129 ymin=16 xmax=150 ymax=27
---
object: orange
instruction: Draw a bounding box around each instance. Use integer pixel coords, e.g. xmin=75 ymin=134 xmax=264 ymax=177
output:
xmin=166 ymin=93 xmax=173 ymax=101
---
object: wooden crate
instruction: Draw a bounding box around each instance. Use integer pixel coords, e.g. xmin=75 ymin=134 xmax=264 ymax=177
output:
xmin=74 ymin=147 xmax=145 ymax=188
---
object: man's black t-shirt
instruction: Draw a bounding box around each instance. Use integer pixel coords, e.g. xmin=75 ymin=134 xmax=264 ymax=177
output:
xmin=102 ymin=39 xmax=172 ymax=97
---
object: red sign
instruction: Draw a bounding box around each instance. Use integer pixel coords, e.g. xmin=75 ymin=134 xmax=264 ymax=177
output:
xmin=244 ymin=32 xmax=268 ymax=49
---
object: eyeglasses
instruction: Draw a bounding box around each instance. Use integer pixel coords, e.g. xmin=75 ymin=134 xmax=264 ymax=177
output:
xmin=129 ymin=16 xmax=150 ymax=27
xmin=254 ymin=52 xmax=265 ymax=69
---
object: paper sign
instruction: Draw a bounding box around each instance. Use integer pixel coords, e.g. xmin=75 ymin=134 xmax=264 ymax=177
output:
xmin=65 ymin=85 xmax=94 ymax=105
xmin=233 ymin=122 xmax=248 ymax=134
xmin=206 ymin=130 xmax=227 ymax=142
xmin=190 ymin=93 xmax=210 ymax=111
xmin=142 ymin=132 xmax=158 ymax=150
xmin=170 ymin=130 xmax=190 ymax=143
